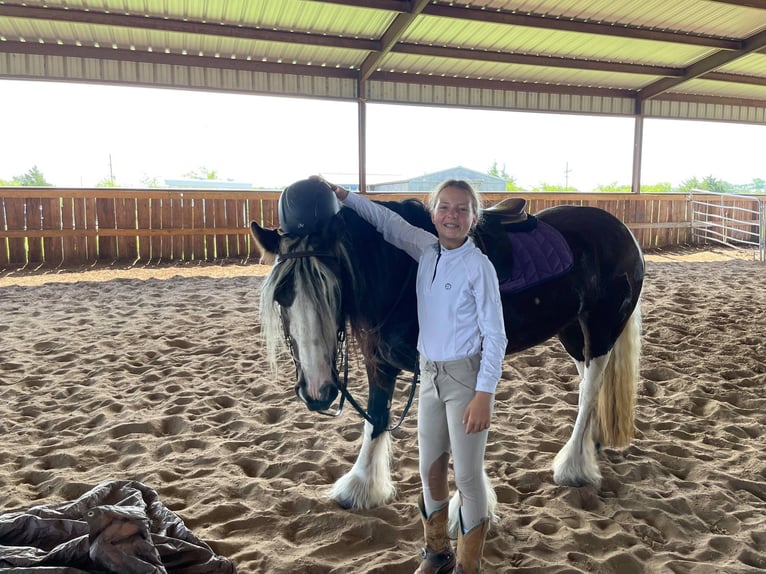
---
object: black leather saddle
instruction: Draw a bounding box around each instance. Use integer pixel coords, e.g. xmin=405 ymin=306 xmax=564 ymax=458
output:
xmin=482 ymin=197 xmax=528 ymax=226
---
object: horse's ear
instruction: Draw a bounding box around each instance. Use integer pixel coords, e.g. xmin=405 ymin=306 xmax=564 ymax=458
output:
xmin=250 ymin=221 xmax=280 ymax=265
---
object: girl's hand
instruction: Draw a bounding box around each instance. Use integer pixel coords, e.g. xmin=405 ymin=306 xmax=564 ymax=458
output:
xmin=310 ymin=175 xmax=349 ymax=200
xmin=463 ymin=391 xmax=493 ymax=434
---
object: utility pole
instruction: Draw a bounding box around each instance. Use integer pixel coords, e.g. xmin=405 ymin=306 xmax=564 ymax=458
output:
xmin=564 ymin=162 xmax=572 ymax=189
xmin=109 ymin=154 xmax=115 ymax=185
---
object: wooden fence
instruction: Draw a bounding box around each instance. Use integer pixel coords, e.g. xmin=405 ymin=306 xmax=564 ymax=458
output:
xmin=1 ymin=188 xmax=763 ymax=269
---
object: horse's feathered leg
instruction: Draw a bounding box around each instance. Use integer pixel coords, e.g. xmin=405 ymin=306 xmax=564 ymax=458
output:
xmin=553 ymin=352 xmax=610 ymax=488
xmin=327 ymin=421 xmax=396 ymax=509
xmin=326 ymin=358 xmax=399 ymax=509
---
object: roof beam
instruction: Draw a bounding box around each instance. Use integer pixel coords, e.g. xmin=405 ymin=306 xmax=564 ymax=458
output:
xmin=394 ymin=43 xmax=683 ymax=77
xmin=307 ymin=0 xmax=410 ymax=11
xmin=423 ymin=3 xmax=742 ymax=50
xmin=0 ymin=41 xmax=358 ymax=78
xmin=372 ymin=70 xmax=635 ymax=98
xmin=706 ymin=0 xmax=766 ymax=9
xmin=703 ymin=71 xmax=766 ymax=87
xmin=638 ymin=27 xmax=766 ymax=100
xmin=0 ymin=3 xmax=379 ymax=51
xmin=358 ymin=0 xmax=430 ymax=81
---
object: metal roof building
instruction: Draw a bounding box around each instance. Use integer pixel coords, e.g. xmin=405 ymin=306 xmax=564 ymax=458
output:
xmin=370 ymin=166 xmax=508 ymax=192
xmin=2 ymin=0 xmax=765 ymax=191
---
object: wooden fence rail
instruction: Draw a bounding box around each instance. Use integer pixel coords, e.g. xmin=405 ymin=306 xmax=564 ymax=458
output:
xmin=1 ymin=188 xmax=763 ymax=269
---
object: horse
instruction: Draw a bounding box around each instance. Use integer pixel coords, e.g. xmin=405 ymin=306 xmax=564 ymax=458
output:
xmin=250 ymin=178 xmax=644 ymax=514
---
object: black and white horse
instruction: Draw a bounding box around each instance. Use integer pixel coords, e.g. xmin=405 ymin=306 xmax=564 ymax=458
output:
xmin=251 ymin=178 xmax=644 ymax=513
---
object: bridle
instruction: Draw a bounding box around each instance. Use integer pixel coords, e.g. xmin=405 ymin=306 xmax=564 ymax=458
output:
xmin=276 ymin=249 xmax=419 ymax=432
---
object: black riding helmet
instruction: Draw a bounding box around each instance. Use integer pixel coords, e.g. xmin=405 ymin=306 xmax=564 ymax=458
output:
xmin=278 ymin=178 xmax=341 ymax=236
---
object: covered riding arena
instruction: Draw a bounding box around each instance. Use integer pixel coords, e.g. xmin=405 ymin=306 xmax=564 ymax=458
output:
xmin=1 ymin=2 xmax=765 ymax=572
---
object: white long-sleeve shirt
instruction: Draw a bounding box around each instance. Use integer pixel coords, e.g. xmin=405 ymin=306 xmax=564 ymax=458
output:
xmin=343 ymin=192 xmax=507 ymax=394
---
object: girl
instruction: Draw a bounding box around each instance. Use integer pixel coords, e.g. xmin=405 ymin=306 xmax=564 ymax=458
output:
xmin=327 ymin=178 xmax=507 ymax=574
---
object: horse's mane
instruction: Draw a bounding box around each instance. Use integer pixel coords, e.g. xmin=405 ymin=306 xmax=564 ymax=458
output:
xmin=338 ymin=198 xmax=434 ymax=373
xmin=259 ymin=233 xmax=355 ymax=371
xmin=260 ymin=197 xmax=433 ymax=377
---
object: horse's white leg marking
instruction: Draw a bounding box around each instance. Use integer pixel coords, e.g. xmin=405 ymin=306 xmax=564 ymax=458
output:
xmin=553 ymin=353 xmax=610 ymax=487
xmin=573 ymin=359 xmax=585 ymax=381
xmin=447 ymin=471 xmax=498 ymax=539
xmin=327 ymin=421 xmax=395 ymax=509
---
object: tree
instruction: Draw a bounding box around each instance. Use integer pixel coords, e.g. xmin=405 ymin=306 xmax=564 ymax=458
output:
xmin=14 ymin=165 xmax=52 ymax=186
xmin=531 ymin=182 xmax=577 ymax=192
xmin=641 ymin=182 xmax=673 ymax=193
xmin=140 ymin=175 xmax=162 ymax=188
xmin=594 ymin=182 xmax=673 ymax=193
xmin=184 ymin=167 xmax=220 ymax=180
xmin=674 ymin=175 xmax=730 ymax=193
xmin=487 ymin=161 xmax=523 ymax=191
xmin=96 ymin=177 xmax=119 ymax=187
xmin=595 ymin=182 xmax=631 ymax=193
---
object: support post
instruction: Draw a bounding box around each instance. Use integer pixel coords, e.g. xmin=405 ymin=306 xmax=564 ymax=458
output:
xmin=631 ymin=112 xmax=644 ymax=194
xmin=358 ymin=78 xmax=367 ymax=193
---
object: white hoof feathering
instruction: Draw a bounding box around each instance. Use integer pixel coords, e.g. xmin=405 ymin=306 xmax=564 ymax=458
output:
xmin=552 ymin=436 xmax=602 ymax=488
xmin=327 ymin=423 xmax=395 ymax=509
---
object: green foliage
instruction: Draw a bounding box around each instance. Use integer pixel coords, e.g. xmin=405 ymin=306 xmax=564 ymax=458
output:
xmin=595 ymin=182 xmax=631 ymax=193
xmin=531 ymin=183 xmax=577 ymax=192
xmin=674 ymin=175 xmax=728 ymax=193
xmin=140 ymin=175 xmax=162 ymax=188
xmin=487 ymin=161 xmax=523 ymax=191
xmin=13 ymin=165 xmax=52 ymax=186
xmin=184 ymin=166 xmax=220 ymax=180
xmin=641 ymin=182 xmax=673 ymax=193
xmin=96 ymin=177 xmax=119 ymax=187
xmin=729 ymin=178 xmax=765 ymax=194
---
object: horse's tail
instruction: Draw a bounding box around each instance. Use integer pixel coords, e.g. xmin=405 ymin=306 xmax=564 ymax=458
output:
xmin=596 ymin=303 xmax=642 ymax=447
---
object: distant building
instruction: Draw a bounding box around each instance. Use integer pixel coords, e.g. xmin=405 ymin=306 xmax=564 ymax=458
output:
xmin=164 ymin=179 xmax=253 ymax=189
xmin=369 ymin=166 xmax=506 ymax=192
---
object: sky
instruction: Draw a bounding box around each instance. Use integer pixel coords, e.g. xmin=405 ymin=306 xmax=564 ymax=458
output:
xmin=2 ymin=78 xmax=764 ymax=191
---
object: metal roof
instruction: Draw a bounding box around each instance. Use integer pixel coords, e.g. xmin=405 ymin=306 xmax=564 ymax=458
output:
xmin=2 ymin=0 xmax=765 ymax=124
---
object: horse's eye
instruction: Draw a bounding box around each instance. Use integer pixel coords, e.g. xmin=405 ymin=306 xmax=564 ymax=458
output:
xmin=275 ymin=279 xmax=296 ymax=307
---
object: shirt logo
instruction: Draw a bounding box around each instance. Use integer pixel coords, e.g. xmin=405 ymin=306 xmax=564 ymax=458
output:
xmin=445 ymin=283 xmax=452 ymax=290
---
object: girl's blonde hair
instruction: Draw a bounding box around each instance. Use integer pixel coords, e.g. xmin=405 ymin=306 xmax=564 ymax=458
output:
xmin=427 ymin=179 xmax=482 ymax=218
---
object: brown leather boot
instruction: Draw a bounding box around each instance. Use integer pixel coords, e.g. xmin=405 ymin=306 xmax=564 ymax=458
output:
xmin=414 ymin=494 xmax=455 ymax=574
xmin=455 ymin=514 xmax=489 ymax=574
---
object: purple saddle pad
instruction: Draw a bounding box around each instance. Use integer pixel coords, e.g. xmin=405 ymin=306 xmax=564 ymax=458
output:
xmin=499 ymin=220 xmax=573 ymax=293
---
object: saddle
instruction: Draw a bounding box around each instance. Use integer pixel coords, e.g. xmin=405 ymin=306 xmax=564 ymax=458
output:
xmin=473 ymin=197 xmax=536 ymax=283
xmin=482 ymin=197 xmax=529 ymax=226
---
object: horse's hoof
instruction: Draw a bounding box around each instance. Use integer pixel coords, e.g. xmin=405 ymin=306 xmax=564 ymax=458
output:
xmin=335 ymin=497 xmax=355 ymax=510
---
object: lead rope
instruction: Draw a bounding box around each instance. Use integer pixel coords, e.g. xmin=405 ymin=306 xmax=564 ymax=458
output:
xmin=332 ymin=326 xmax=419 ymax=432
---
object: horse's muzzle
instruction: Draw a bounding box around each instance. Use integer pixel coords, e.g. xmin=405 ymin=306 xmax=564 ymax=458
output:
xmin=295 ymin=378 xmax=340 ymax=413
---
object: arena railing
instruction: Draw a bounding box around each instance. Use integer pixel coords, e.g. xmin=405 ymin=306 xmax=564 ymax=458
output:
xmin=689 ymin=190 xmax=765 ymax=262
xmin=1 ymin=188 xmax=762 ymax=269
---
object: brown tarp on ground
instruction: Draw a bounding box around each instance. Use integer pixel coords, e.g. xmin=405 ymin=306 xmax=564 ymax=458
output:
xmin=0 ymin=480 xmax=237 ymax=573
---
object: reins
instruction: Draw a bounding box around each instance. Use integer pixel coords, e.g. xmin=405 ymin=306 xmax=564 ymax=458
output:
xmin=277 ymin=250 xmax=419 ymax=432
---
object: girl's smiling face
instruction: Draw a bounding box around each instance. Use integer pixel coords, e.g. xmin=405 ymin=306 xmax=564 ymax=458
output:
xmin=430 ymin=185 xmax=478 ymax=250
